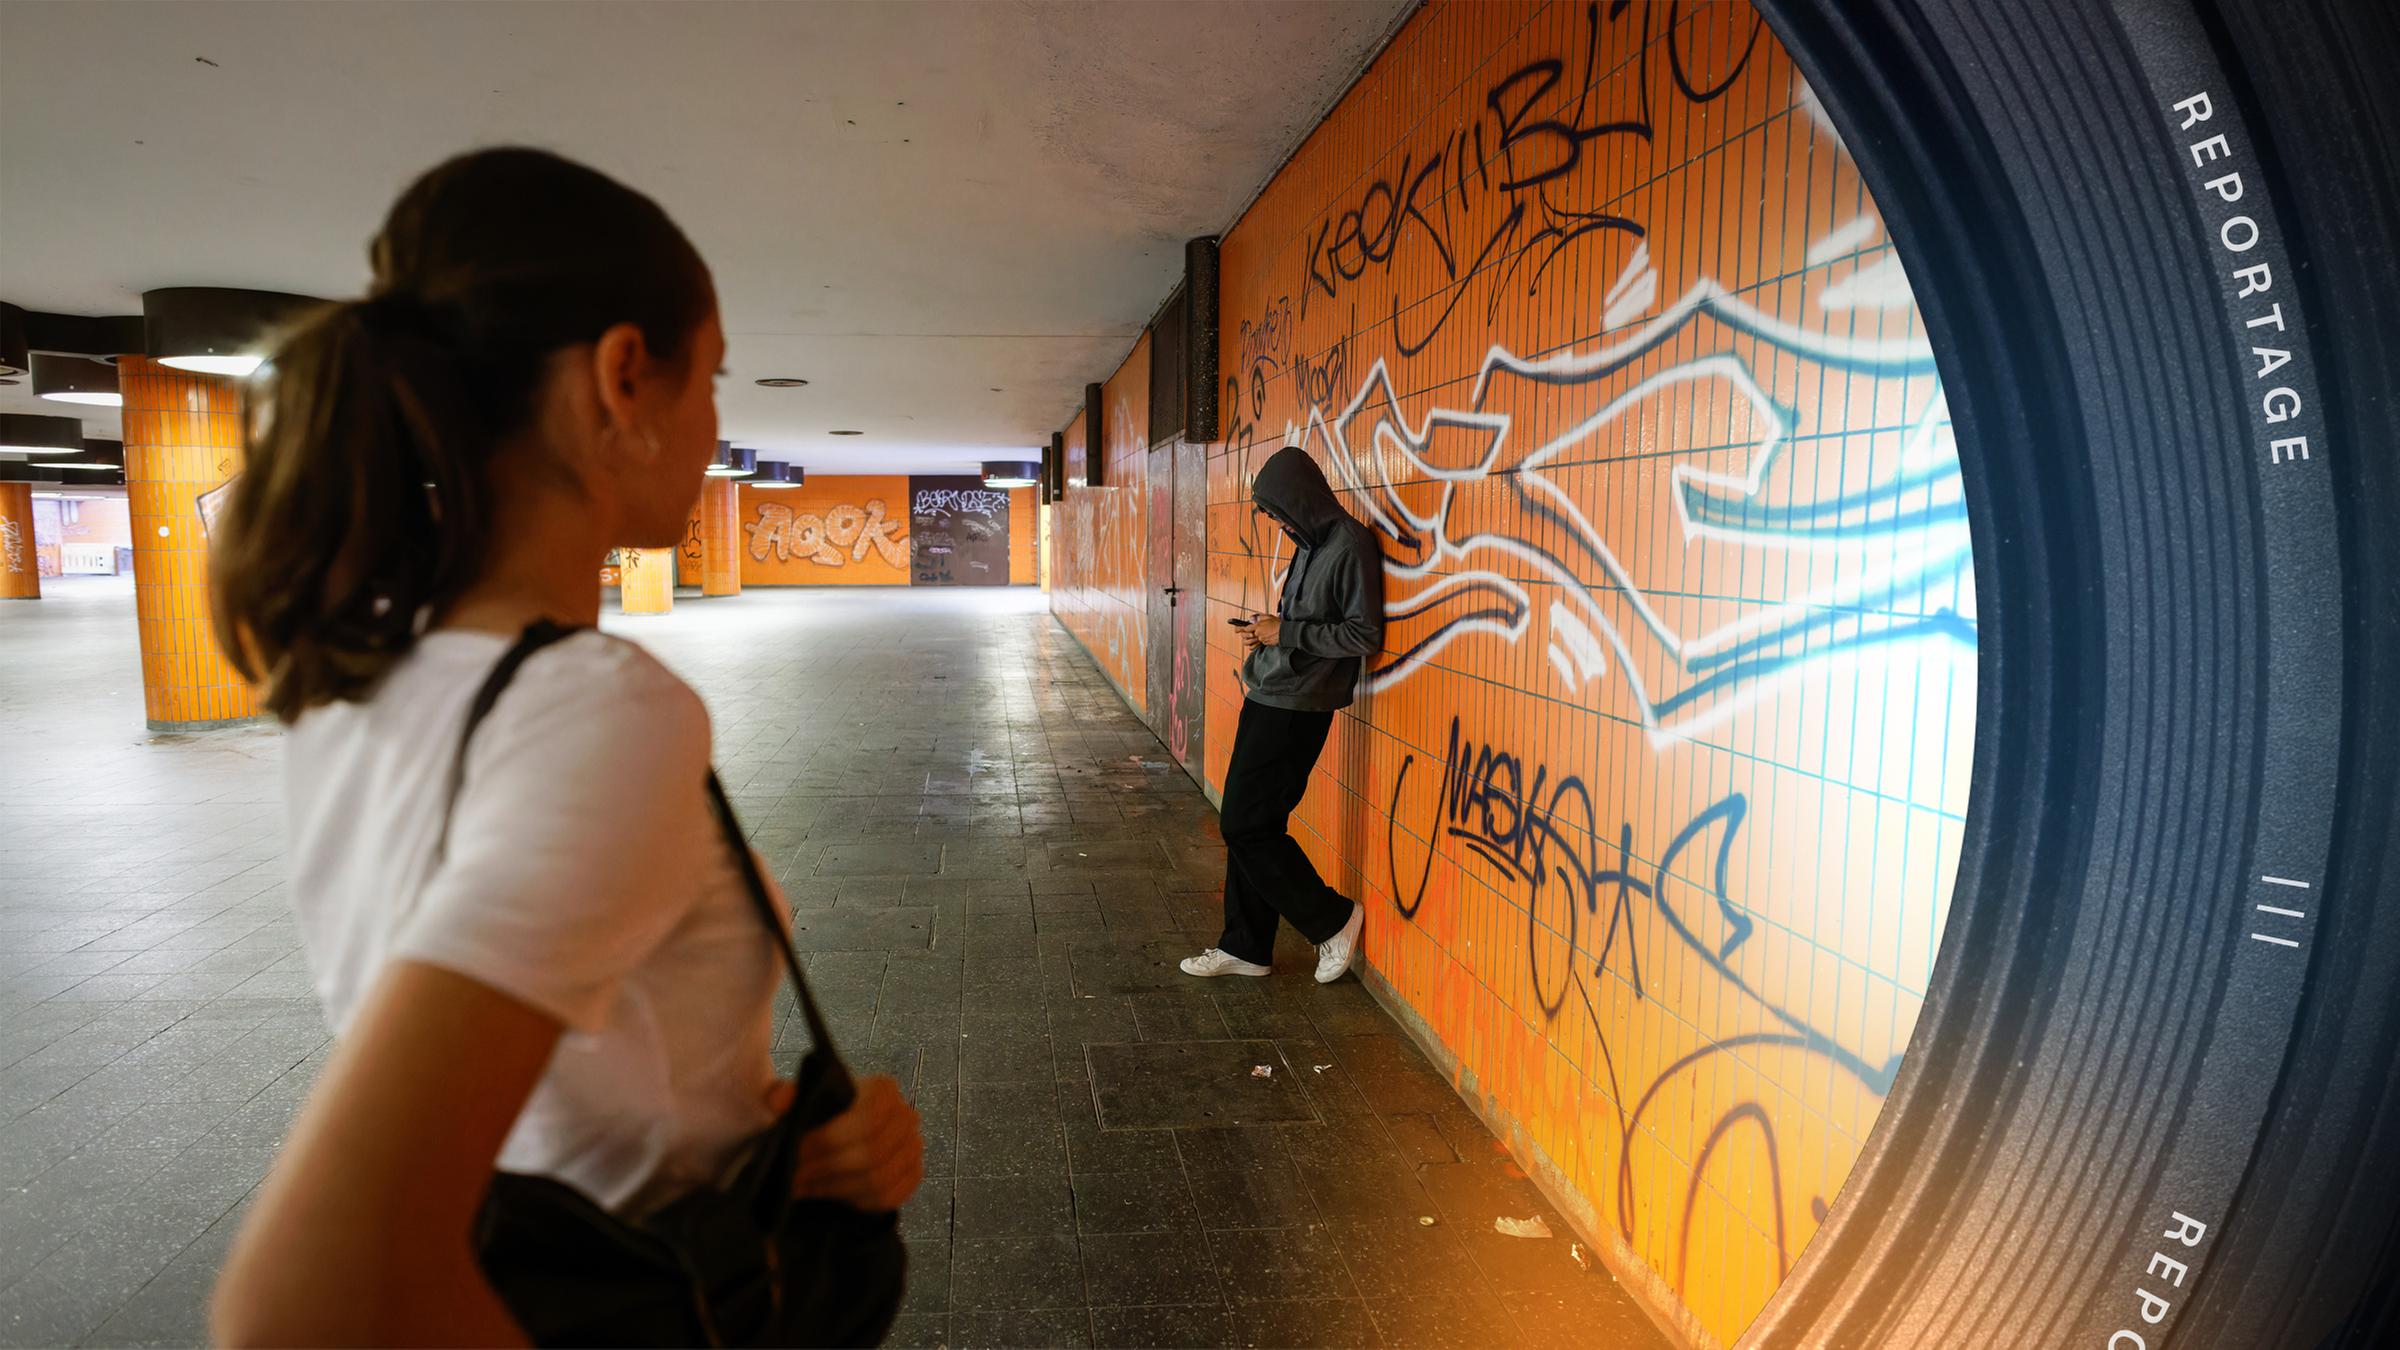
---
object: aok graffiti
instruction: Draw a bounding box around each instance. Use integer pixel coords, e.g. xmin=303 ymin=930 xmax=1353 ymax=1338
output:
xmin=0 ymin=518 xmax=26 ymax=575
xmin=745 ymin=499 xmax=907 ymax=568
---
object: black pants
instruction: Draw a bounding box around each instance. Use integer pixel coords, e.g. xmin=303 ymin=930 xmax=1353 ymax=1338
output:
xmin=1217 ymin=698 xmax=1356 ymax=965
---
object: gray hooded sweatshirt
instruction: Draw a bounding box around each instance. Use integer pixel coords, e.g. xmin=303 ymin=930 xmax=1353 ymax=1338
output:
xmin=1242 ymin=446 xmax=1386 ymax=712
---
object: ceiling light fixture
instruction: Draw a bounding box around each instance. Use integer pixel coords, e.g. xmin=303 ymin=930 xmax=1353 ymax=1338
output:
xmin=31 ymin=442 xmax=124 ymax=485
xmin=704 ymin=444 xmax=758 ymax=478
xmin=144 ymin=287 xmax=319 ymax=378
xmin=754 ymin=377 xmax=809 ymax=388
xmin=32 ymin=353 xmax=122 ymax=406
xmin=0 ymin=303 xmax=27 ymax=377
xmin=0 ymin=413 xmax=85 ymax=461
xmin=750 ymin=460 xmax=804 ymax=489
xmin=981 ymin=459 xmax=1041 ymax=490
xmin=828 ymin=429 xmax=863 ymax=436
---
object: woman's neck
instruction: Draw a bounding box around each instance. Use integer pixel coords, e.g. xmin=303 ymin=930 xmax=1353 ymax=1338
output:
xmin=437 ymin=464 xmax=615 ymax=635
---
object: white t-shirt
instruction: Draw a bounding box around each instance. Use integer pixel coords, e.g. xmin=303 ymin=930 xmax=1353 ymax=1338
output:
xmin=283 ymin=629 xmax=781 ymax=1217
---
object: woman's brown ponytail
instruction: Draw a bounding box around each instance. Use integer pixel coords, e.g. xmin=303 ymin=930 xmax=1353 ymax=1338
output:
xmin=210 ymin=147 xmax=713 ymax=722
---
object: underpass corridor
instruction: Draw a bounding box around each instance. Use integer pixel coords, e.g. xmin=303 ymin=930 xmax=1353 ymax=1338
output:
xmin=0 ymin=580 xmax=1670 ymax=1349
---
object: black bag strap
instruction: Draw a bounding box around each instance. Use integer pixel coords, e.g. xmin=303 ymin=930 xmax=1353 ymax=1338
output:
xmin=702 ymin=769 xmax=848 ymax=1090
xmin=436 ymin=620 xmax=849 ymax=1084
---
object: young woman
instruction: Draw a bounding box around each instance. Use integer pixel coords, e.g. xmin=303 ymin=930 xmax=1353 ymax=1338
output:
xmin=205 ymin=148 xmax=921 ymax=1347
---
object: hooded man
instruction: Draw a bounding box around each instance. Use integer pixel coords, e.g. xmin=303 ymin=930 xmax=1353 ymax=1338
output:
xmin=1182 ymin=445 xmax=1385 ymax=985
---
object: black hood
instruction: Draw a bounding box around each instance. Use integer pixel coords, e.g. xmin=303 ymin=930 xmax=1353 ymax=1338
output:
xmin=1251 ymin=446 xmax=1347 ymax=547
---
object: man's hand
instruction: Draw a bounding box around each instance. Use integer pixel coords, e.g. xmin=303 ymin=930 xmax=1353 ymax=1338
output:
xmin=770 ymin=1073 xmax=924 ymax=1213
xmin=1243 ymin=614 xmax=1282 ymax=649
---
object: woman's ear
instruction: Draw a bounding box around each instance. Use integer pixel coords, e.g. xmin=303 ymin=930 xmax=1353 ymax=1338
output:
xmin=588 ymin=322 xmax=651 ymax=437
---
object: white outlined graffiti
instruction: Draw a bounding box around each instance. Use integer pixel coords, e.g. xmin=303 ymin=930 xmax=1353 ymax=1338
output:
xmin=1299 ymin=269 xmax=1974 ymax=746
xmin=910 ymin=487 xmax=1009 ymax=520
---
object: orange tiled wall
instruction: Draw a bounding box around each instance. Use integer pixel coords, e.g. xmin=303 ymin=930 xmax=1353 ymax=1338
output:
xmin=618 ymin=546 xmax=674 ymax=613
xmin=1037 ymin=503 xmax=1053 ymax=593
xmin=737 ymin=476 xmax=912 ymax=586
xmin=1053 ymin=413 xmax=1088 ymax=606
xmin=122 ymin=356 xmax=260 ymax=727
xmin=1008 ymin=486 xmax=1037 ymax=585
xmin=0 ymin=483 xmax=38 ymax=599
xmin=700 ymin=477 xmax=743 ymax=596
xmin=1057 ymin=3 xmax=1978 ymax=1343
xmin=676 ymin=498 xmax=703 ymax=586
xmin=1051 ymin=334 xmax=1152 ymax=712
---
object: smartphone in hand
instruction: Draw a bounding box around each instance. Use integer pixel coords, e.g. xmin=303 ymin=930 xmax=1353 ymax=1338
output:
xmin=1227 ymin=617 xmax=1252 ymax=628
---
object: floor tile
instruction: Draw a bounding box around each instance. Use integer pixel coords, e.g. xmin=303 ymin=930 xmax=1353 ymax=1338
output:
xmin=1090 ymin=1303 xmax=1237 ymax=1350
xmin=951 ymin=1234 xmax=1085 ymax=1311
xmin=1071 ymin=1169 xmax=1199 ymax=1234
xmin=814 ymin=842 xmax=945 ymax=876
xmin=1088 ymin=1041 xmax=1315 ymax=1130
xmin=1227 ymin=1296 xmax=1382 ymax=1347
xmin=1080 ymin=1229 xmax=1217 ymax=1306
xmin=954 ymin=1173 xmax=1076 ymax=1237
xmin=951 ymin=1305 xmax=1094 ymax=1348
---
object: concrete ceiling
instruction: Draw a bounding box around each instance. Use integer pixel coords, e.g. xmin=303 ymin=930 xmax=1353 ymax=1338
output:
xmin=0 ymin=0 xmax=1406 ymax=473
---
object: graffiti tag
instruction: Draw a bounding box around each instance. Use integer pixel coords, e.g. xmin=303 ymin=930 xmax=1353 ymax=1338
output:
xmin=745 ymin=499 xmax=907 ymax=568
xmin=911 ymin=487 xmax=1008 ymax=519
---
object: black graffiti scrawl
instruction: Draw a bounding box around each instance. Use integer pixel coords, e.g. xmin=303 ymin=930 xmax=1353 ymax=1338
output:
xmin=908 ymin=476 xmax=1010 ymax=587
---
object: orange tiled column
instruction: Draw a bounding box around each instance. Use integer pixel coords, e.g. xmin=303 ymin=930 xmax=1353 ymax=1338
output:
xmin=0 ymin=483 xmax=39 ymax=599
xmin=619 ymin=546 xmax=674 ymax=614
xmin=676 ymin=498 xmax=703 ymax=587
xmin=121 ymin=356 xmax=258 ymax=728
xmin=700 ymin=477 xmax=742 ymax=597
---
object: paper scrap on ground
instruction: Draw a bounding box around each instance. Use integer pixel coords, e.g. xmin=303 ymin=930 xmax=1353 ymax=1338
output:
xmin=1494 ymin=1216 xmax=1553 ymax=1239
xmin=1250 ymin=1065 xmax=1273 ymax=1078
xmin=1570 ymin=1243 xmax=1589 ymax=1271
xmin=1312 ymin=1064 xmax=1333 ymax=1073
xmin=1418 ymin=1215 xmax=1437 ymax=1227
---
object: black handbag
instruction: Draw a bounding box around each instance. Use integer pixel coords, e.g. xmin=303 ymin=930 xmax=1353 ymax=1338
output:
xmin=438 ymin=621 xmax=906 ymax=1347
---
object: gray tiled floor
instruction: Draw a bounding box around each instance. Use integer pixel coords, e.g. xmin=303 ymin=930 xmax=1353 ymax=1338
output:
xmin=1 ymin=577 xmax=1669 ymax=1348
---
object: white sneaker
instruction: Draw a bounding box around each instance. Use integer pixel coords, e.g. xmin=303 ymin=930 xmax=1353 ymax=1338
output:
xmin=1314 ymin=903 xmax=1364 ymax=984
xmin=1181 ymin=948 xmax=1271 ymax=978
